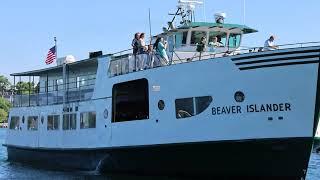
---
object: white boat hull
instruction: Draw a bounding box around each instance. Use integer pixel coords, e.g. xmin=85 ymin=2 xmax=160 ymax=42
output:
xmin=5 ymin=46 xmax=320 ymax=178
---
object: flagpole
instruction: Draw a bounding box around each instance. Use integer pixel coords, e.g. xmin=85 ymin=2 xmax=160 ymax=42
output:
xmin=54 ymin=37 xmax=57 ymax=58
xmin=56 ymin=36 xmax=66 ymax=109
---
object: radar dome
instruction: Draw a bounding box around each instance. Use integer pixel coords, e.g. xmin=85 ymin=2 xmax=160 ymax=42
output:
xmin=214 ymin=12 xmax=226 ymax=24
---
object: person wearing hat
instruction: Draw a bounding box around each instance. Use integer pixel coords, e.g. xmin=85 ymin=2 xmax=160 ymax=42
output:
xmin=264 ymin=35 xmax=278 ymax=51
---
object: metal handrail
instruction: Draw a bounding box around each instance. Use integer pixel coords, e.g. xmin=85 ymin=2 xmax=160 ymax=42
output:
xmin=108 ymin=41 xmax=320 ymax=77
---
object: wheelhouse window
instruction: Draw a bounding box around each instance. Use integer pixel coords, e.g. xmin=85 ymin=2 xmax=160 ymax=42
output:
xmin=175 ymin=96 xmax=213 ymax=119
xmin=80 ymin=112 xmax=96 ymax=129
xmin=208 ymin=32 xmax=227 ymax=47
xmin=63 ymin=113 xmax=77 ymax=130
xmin=47 ymin=115 xmax=60 ymax=130
xmin=27 ymin=116 xmax=38 ymax=130
xmin=112 ymin=78 xmax=149 ymax=123
xmin=191 ymin=31 xmax=207 ymax=45
xmin=228 ymin=34 xmax=241 ymax=48
xmin=9 ymin=116 xmax=20 ymax=130
xmin=175 ymin=31 xmax=188 ymax=48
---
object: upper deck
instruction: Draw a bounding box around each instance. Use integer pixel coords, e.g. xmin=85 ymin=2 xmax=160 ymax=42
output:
xmin=10 ymin=41 xmax=320 ymax=108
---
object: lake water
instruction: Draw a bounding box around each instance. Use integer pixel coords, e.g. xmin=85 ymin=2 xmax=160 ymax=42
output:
xmin=0 ymin=128 xmax=319 ymax=179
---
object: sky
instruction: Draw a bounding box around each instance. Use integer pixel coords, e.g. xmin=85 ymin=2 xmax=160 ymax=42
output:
xmin=0 ymin=0 xmax=319 ymax=81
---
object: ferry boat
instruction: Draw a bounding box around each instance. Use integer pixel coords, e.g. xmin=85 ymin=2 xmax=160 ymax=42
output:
xmin=3 ymin=1 xmax=320 ymax=179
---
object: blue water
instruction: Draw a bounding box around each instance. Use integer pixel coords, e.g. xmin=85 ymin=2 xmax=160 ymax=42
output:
xmin=0 ymin=129 xmax=319 ymax=179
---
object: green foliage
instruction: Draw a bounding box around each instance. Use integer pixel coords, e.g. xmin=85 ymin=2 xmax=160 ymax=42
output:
xmin=0 ymin=97 xmax=10 ymax=123
xmin=0 ymin=97 xmax=11 ymax=112
xmin=0 ymin=75 xmax=11 ymax=93
xmin=16 ymin=81 xmax=36 ymax=95
xmin=0 ymin=108 xmax=8 ymax=123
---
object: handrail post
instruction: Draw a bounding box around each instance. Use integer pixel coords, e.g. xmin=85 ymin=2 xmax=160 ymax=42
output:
xmin=28 ymin=76 xmax=31 ymax=107
xmin=13 ymin=76 xmax=15 ymax=107
xmin=19 ymin=76 xmax=22 ymax=107
xmin=46 ymin=74 xmax=48 ymax=105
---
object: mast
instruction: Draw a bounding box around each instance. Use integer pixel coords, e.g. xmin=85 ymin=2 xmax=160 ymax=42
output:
xmin=56 ymin=37 xmax=67 ymax=109
xmin=148 ymin=8 xmax=152 ymax=44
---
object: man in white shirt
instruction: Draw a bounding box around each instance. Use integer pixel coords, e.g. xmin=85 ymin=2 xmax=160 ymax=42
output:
xmin=264 ymin=35 xmax=278 ymax=51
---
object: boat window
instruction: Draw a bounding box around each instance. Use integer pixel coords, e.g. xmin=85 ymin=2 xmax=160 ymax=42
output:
xmin=27 ymin=116 xmax=38 ymax=131
xmin=208 ymin=32 xmax=227 ymax=47
xmin=48 ymin=80 xmax=54 ymax=92
xmin=63 ymin=114 xmax=77 ymax=130
xmin=228 ymin=34 xmax=241 ymax=48
xmin=175 ymin=96 xmax=213 ymax=119
xmin=9 ymin=116 xmax=20 ymax=130
xmin=195 ymin=96 xmax=213 ymax=114
xmin=191 ymin=31 xmax=207 ymax=45
xmin=175 ymin=31 xmax=188 ymax=48
xmin=55 ymin=79 xmax=63 ymax=91
xmin=80 ymin=112 xmax=96 ymax=129
xmin=175 ymin=98 xmax=194 ymax=119
xmin=112 ymin=78 xmax=149 ymax=123
xmin=47 ymin=115 xmax=60 ymax=130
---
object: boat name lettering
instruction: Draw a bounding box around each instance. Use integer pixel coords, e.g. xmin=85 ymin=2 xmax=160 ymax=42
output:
xmin=212 ymin=103 xmax=291 ymax=115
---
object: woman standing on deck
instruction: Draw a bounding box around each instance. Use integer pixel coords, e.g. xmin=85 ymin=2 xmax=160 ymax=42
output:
xmin=154 ymin=37 xmax=169 ymax=65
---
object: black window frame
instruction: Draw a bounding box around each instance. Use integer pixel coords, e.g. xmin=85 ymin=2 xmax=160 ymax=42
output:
xmin=112 ymin=78 xmax=149 ymax=123
xmin=175 ymin=96 xmax=213 ymax=119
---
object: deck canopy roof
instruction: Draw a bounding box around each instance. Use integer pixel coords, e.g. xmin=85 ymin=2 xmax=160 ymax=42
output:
xmin=177 ymin=22 xmax=258 ymax=34
xmin=11 ymin=58 xmax=98 ymax=77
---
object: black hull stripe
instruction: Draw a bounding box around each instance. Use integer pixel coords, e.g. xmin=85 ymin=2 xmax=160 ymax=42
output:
xmin=239 ymin=60 xmax=320 ymax=70
xmin=235 ymin=55 xmax=319 ymax=66
xmin=2 ymin=137 xmax=312 ymax=151
xmin=6 ymin=137 xmax=313 ymax=178
xmin=232 ymin=48 xmax=320 ymax=61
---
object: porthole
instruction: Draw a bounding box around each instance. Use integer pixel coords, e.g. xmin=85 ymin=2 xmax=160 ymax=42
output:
xmin=104 ymin=109 xmax=109 ymax=119
xmin=158 ymin=100 xmax=165 ymax=110
xmin=234 ymin=91 xmax=245 ymax=103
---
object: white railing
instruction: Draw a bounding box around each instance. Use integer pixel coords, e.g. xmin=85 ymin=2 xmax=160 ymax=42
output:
xmin=12 ymin=77 xmax=96 ymax=107
xmin=108 ymin=41 xmax=320 ymax=77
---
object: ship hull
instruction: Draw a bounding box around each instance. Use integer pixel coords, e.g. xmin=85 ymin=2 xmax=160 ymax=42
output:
xmin=6 ymin=137 xmax=312 ymax=179
xmin=315 ymin=137 xmax=320 ymax=153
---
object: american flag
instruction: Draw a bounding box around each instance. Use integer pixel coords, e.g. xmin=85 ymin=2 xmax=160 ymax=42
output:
xmin=45 ymin=46 xmax=56 ymax=65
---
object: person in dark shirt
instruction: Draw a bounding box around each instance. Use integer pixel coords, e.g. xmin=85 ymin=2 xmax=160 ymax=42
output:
xmin=132 ymin=32 xmax=140 ymax=55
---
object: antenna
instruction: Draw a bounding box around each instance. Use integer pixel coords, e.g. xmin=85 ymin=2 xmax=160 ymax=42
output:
xmin=203 ymin=0 xmax=206 ymax=22
xmin=178 ymin=0 xmax=203 ymax=22
xmin=243 ymin=0 xmax=246 ymax=25
xmin=148 ymin=8 xmax=152 ymax=44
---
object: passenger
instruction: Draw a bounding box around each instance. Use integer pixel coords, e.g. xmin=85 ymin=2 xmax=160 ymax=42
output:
xmin=264 ymin=35 xmax=278 ymax=51
xmin=209 ymin=36 xmax=223 ymax=48
xmin=196 ymin=36 xmax=207 ymax=60
xmin=196 ymin=36 xmax=207 ymax=52
xmin=131 ymin=32 xmax=140 ymax=71
xmin=154 ymin=37 xmax=169 ymax=65
xmin=138 ymin=33 xmax=148 ymax=53
xmin=216 ymin=35 xmax=224 ymax=47
xmin=146 ymin=44 xmax=153 ymax=68
xmin=131 ymin=32 xmax=140 ymax=55
xmin=137 ymin=33 xmax=148 ymax=70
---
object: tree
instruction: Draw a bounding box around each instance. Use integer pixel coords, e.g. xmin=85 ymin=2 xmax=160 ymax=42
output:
xmin=0 ymin=97 xmax=10 ymax=123
xmin=16 ymin=81 xmax=35 ymax=95
xmin=0 ymin=109 xmax=8 ymax=123
xmin=0 ymin=97 xmax=10 ymax=112
xmin=0 ymin=75 xmax=11 ymax=97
